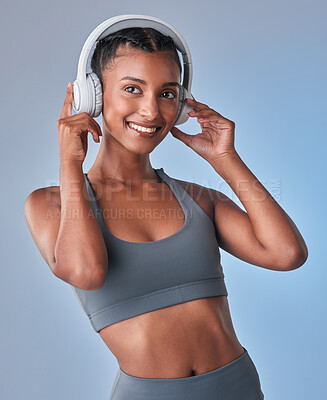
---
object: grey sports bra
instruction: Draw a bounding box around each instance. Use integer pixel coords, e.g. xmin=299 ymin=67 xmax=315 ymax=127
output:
xmin=70 ymin=167 xmax=228 ymax=333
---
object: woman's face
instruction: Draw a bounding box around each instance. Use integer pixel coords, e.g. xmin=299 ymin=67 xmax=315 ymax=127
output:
xmin=101 ymin=45 xmax=181 ymax=153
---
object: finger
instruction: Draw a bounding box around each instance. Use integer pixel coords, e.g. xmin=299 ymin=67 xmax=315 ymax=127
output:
xmin=60 ymin=82 xmax=73 ymax=119
xmin=89 ymin=117 xmax=103 ymax=142
xmin=197 ymin=116 xmax=222 ymax=123
xmin=188 ymin=109 xmax=219 ymax=119
xmin=185 ymin=98 xmax=209 ymax=110
xmin=198 ymin=116 xmax=230 ymax=126
xmin=73 ymin=115 xmax=102 ymax=143
xmin=81 ymin=114 xmax=103 ymax=143
xmin=170 ymin=126 xmax=194 ymax=148
xmin=188 ymin=109 xmax=215 ymax=116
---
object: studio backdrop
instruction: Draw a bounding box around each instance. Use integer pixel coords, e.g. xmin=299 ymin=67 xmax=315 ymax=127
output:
xmin=1 ymin=1 xmax=325 ymax=399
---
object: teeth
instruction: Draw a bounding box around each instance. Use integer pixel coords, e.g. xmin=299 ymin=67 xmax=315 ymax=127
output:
xmin=128 ymin=122 xmax=157 ymax=133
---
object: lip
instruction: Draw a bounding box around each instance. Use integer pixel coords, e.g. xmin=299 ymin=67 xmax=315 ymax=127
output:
xmin=126 ymin=121 xmax=162 ymax=138
xmin=127 ymin=121 xmax=162 ymax=128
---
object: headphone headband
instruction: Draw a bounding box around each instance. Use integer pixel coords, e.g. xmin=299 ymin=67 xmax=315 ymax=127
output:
xmin=73 ymin=14 xmax=193 ymax=124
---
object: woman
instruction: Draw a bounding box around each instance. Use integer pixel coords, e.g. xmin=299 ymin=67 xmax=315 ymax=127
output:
xmin=24 ymin=24 xmax=308 ymax=399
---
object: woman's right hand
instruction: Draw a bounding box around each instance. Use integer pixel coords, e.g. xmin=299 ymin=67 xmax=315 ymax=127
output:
xmin=57 ymin=82 xmax=102 ymax=165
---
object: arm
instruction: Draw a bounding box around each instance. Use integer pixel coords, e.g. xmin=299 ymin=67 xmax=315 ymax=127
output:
xmin=210 ymin=151 xmax=308 ymax=271
xmin=170 ymin=97 xmax=308 ymax=271
xmin=24 ymin=161 xmax=108 ymax=290
xmin=55 ymin=160 xmax=108 ymax=287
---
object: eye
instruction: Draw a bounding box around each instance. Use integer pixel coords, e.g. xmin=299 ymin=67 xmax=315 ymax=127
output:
xmin=125 ymin=86 xmax=140 ymax=94
xmin=161 ymin=91 xmax=176 ymax=99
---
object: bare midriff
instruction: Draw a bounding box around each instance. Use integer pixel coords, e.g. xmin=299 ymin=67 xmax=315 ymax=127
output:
xmin=99 ymin=295 xmax=245 ymax=379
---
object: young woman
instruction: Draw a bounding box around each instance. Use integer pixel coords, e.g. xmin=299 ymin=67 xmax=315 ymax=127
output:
xmin=24 ymin=24 xmax=308 ymax=400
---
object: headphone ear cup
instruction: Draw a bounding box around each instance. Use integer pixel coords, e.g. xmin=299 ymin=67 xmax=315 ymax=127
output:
xmin=173 ymin=87 xmax=194 ymax=126
xmin=172 ymin=86 xmax=185 ymax=126
xmin=87 ymin=72 xmax=103 ymax=117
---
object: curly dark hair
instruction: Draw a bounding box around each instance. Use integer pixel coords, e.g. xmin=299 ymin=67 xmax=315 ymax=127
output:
xmin=90 ymin=27 xmax=182 ymax=87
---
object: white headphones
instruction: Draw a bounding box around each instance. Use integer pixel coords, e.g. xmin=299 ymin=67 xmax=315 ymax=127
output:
xmin=72 ymin=14 xmax=194 ymax=125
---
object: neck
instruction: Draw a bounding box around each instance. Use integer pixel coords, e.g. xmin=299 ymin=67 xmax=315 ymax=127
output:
xmin=87 ymin=130 xmax=160 ymax=185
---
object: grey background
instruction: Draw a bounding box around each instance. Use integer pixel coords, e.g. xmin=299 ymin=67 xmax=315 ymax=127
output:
xmin=1 ymin=0 xmax=326 ymax=399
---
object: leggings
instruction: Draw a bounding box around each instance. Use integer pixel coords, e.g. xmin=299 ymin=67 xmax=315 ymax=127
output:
xmin=109 ymin=347 xmax=264 ymax=400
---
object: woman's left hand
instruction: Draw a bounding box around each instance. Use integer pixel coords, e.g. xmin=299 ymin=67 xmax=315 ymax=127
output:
xmin=170 ymin=98 xmax=237 ymax=164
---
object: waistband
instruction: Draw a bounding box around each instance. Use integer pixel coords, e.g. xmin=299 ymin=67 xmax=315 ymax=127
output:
xmin=113 ymin=346 xmax=264 ymax=399
xmin=119 ymin=347 xmax=249 ymax=384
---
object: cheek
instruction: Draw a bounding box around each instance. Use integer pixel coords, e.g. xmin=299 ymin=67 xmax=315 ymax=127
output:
xmin=103 ymin=96 xmax=132 ymax=123
xmin=160 ymin=100 xmax=180 ymax=120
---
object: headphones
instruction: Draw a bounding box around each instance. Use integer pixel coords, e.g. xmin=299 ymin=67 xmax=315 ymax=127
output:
xmin=72 ymin=14 xmax=194 ymax=126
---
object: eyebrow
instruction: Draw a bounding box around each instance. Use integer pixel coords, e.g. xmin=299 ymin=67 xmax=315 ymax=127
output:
xmin=120 ymin=76 xmax=180 ymax=88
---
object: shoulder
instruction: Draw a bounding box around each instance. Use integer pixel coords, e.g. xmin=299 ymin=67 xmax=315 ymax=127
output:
xmin=173 ymin=177 xmax=244 ymax=219
xmin=24 ymin=186 xmax=61 ymax=213
xmin=170 ymin=177 xmax=217 ymax=222
xmin=170 ymin=176 xmax=234 ymax=224
xmin=24 ymin=187 xmax=61 ymax=236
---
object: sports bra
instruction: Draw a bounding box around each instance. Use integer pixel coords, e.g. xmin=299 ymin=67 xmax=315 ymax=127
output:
xmin=70 ymin=167 xmax=228 ymax=333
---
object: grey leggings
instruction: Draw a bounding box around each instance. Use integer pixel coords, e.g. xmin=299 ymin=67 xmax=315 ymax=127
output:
xmin=109 ymin=347 xmax=264 ymax=399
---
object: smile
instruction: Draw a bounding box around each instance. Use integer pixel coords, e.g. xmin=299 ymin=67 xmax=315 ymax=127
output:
xmin=127 ymin=122 xmax=160 ymax=133
xmin=126 ymin=122 xmax=162 ymax=138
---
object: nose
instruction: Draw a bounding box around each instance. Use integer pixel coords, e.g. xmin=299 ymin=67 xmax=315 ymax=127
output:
xmin=138 ymin=94 xmax=160 ymax=121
